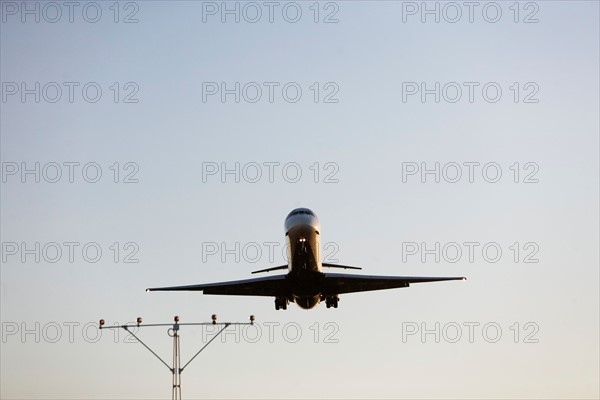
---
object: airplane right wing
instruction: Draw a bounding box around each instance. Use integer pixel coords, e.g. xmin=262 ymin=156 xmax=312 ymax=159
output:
xmin=321 ymin=273 xmax=466 ymax=295
xmin=146 ymin=274 xmax=289 ymax=297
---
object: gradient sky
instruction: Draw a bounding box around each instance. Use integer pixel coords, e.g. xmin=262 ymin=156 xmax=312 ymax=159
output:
xmin=1 ymin=1 xmax=599 ymax=399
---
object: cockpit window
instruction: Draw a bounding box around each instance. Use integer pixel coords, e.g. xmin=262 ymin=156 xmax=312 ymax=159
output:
xmin=287 ymin=208 xmax=315 ymax=218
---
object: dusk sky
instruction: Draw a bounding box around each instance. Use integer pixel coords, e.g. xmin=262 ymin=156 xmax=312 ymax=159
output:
xmin=1 ymin=1 xmax=598 ymax=398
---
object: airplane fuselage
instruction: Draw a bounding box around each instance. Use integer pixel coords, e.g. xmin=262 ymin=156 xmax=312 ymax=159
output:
xmin=283 ymin=208 xmax=325 ymax=309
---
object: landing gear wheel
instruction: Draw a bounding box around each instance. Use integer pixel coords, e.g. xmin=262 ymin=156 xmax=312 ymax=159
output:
xmin=325 ymin=295 xmax=339 ymax=309
xmin=275 ymin=297 xmax=288 ymax=310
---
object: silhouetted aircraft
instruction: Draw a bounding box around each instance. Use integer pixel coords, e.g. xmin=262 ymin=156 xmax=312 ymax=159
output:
xmin=147 ymin=208 xmax=465 ymax=310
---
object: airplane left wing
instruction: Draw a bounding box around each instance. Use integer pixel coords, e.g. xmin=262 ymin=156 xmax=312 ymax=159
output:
xmin=321 ymin=273 xmax=466 ymax=295
xmin=146 ymin=275 xmax=288 ymax=297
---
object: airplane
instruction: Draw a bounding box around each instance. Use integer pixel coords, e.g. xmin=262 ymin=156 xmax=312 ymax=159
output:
xmin=147 ymin=208 xmax=466 ymax=310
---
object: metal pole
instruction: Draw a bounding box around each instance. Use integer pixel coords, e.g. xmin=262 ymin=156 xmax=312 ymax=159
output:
xmin=172 ymin=322 xmax=181 ymax=400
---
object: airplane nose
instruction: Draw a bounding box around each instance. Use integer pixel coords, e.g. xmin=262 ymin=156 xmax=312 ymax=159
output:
xmin=284 ymin=208 xmax=320 ymax=235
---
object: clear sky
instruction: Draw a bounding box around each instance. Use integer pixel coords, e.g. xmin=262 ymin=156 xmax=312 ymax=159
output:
xmin=1 ymin=1 xmax=598 ymax=398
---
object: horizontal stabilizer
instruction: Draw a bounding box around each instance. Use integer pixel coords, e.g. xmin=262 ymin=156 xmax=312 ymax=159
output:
xmin=251 ymin=265 xmax=288 ymax=274
xmin=322 ymin=263 xmax=362 ymax=271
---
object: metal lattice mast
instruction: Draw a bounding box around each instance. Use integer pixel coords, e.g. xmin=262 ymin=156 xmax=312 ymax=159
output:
xmin=99 ymin=314 xmax=255 ymax=400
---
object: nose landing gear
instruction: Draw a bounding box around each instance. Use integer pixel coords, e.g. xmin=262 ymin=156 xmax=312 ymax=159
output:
xmin=275 ymin=297 xmax=288 ymax=310
xmin=325 ymin=295 xmax=339 ymax=308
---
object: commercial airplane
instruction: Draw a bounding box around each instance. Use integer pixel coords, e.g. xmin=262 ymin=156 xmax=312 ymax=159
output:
xmin=147 ymin=208 xmax=466 ymax=310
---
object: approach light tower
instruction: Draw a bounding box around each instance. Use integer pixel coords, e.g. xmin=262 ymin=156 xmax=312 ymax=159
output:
xmin=99 ymin=314 xmax=256 ymax=400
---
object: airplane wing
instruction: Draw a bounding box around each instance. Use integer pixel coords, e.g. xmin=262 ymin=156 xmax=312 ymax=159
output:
xmin=321 ymin=273 xmax=466 ymax=295
xmin=146 ymin=275 xmax=288 ymax=297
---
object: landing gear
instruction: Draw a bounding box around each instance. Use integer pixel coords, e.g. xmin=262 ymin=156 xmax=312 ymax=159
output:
xmin=325 ymin=295 xmax=339 ymax=309
xmin=275 ymin=297 xmax=288 ymax=310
